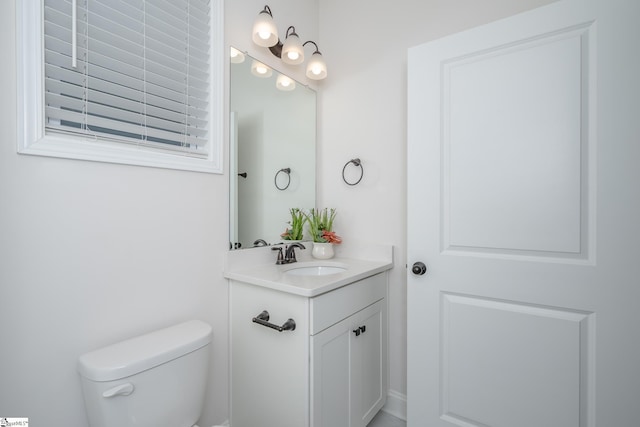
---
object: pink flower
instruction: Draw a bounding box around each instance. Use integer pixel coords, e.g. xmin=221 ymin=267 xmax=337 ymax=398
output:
xmin=281 ymin=228 xmax=291 ymax=238
xmin=321 ymin=230 xmax=342 ymax=244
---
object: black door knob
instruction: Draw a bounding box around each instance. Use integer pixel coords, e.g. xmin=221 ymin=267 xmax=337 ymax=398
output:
xmin=411 ymin=262 xmax=427 ymax=276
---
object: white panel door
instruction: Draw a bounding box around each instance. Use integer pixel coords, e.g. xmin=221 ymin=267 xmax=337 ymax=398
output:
xmin=407 ymin=0 xmax=640 ymax=426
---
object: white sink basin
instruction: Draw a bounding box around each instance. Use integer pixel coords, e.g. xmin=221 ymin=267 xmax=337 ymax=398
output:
xmin=284 ymin=263 xmax=347 ymax=276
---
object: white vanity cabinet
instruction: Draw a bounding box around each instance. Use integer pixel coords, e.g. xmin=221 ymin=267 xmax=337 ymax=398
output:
xmin=230 ymin=272 xmax=387 ymax=427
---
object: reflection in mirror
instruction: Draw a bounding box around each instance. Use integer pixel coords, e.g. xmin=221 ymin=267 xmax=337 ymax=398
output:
xmin=230 ymin=48 xmax=316 ymax=250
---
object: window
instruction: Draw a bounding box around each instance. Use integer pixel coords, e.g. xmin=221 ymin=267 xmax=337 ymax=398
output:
xmin=16 ymin=0 xmax=223 ymax=173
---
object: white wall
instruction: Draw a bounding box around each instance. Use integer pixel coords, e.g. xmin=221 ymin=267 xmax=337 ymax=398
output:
xmin=317 ymin=0 xmax=555 ymax=410
xmin=0 ymin=1 xmax=318 ymax=426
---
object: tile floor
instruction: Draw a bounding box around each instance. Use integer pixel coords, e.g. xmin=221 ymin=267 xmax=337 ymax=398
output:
xmin=367 ymin=411 xmax=406 ymax=427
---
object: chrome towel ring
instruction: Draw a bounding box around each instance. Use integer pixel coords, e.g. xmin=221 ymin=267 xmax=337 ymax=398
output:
xmin=274 ymin=167 xmax=291 ymax=190
xmin=342 ymin=158 xmax=363 ymax=186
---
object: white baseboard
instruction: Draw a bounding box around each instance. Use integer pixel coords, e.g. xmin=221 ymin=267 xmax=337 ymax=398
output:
xmin=381 ymin=389 xmax=407 ymax=421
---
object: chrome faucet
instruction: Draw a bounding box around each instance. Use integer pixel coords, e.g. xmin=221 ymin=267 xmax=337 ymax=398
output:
xmin=284 ymin=242 xmax=305 ymax=263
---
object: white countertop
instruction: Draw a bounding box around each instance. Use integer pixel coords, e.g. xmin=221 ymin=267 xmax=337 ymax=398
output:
xmin=224 ymin=243 xmax=394 ymax=297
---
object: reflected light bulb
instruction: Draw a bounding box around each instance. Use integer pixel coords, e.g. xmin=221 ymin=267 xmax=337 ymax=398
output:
xmin=276 ymin=74 xmax=295 ymax=91
xmin=229 ymin=47 xmax=245 ymax=63
xmin=256 ymin=65 xmax=268 ymax=74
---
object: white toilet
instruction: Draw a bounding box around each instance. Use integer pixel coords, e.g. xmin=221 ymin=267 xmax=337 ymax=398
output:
xmin=77 ymin=320 xmax=212 ymax=427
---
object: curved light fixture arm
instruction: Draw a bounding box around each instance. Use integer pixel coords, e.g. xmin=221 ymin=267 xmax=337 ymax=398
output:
xmin=303 ymin=40 xmax=321 ymax=55
xmin=286 ymin=26 xmax=298 ymax=38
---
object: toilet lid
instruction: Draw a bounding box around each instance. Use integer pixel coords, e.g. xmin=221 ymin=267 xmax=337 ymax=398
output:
xmin=78 ymin=320 xmax=212 ymax=381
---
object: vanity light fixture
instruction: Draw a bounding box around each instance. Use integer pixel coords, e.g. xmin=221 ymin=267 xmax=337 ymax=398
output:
xmin=251 ymin=5 xmax=328 ymax=80
xmin=251 ymin=60 xmax=273 ymax=78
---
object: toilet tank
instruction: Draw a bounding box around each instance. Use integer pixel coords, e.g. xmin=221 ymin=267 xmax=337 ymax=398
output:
xmin=77 ymin=320 xmax=212 ymax=427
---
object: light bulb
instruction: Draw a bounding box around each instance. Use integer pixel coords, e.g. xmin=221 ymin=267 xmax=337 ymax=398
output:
xmin=281 ymin=31 xmax=304 ymax=65
xmin=251 ymin=60 xmax=273 ymax=78
xmin=229 ymin=47 xmax=245 ymax=64
xmin=276 ymin=74 xmax=296 ymax=91
xmin=252 ymin=8 xmax=278 ymax=47
xmin=305 ymin=52 xmax=327 ymax=80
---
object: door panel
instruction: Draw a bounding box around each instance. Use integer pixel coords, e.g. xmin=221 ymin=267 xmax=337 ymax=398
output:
xmin=441 ymin=293 xmax=591 ymax=427
xmin=443 ymin=27 xmax=587 ymax=257
xmin=407 ymin=0 xmax=640 ymax=426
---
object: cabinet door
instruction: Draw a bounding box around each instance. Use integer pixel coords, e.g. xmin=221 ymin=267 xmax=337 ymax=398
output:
xmin=230 ymin=281 xmax=310 ymax=427
xmin=311 ymin=299 xmax=386 ymax=427
xmin=311 ymin=313 xmax=353 ymax=427
xmin=352 ymin=300 xmax=386 ymax=427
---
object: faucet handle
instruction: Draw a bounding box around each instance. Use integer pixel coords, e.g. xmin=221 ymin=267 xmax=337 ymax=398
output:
xmin=271 ymin=246 xmax=285 ymax=264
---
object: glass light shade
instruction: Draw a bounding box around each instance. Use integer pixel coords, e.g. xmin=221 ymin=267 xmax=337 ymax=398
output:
xmin=306 ymin=52 xmax=327 ymax=80
xmin=252 ymin=11 xmax=279 ymax=47
xmin=251 ymin=60 xmax=273 ymax=78
xmin=282 ymin=34 xmax=304 ymax=65
xmin=229 ymin=47 xmax=245 ymax=64
xmin=276 ymin=74 xmax=296 ymax=91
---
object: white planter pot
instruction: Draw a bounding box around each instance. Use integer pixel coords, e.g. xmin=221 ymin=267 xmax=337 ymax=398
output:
xmin=311 ymin=242 xmax=335 ymax=259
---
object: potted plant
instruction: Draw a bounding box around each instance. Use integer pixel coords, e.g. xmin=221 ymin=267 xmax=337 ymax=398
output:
xmin=280 ymin=208 xmax=306 ymax=241
xmin=305 ymin=208 xmax=342 ymax=259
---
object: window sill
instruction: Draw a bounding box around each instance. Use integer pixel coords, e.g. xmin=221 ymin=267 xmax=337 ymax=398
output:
xmin=18 ymin=134 xmax=223 ymax=174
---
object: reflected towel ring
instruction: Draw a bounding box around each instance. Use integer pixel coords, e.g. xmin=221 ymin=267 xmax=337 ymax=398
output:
xmin=275 ymin=167 xmax=291 ymax=190
xmin=342 ymin=158 xmax=363 ymax=186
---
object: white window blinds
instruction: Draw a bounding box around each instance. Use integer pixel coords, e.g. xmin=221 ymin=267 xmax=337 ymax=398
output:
xmin=43 ymin=0 xmax=212 ymax=156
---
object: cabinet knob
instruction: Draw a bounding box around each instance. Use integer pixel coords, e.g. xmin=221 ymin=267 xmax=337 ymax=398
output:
xmin=353 ymin=326 xmax=366 ymax=336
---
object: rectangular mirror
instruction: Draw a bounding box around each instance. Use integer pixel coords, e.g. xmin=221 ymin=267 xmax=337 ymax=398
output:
xmin=229 ymin=48 xmax=317 ymax=250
